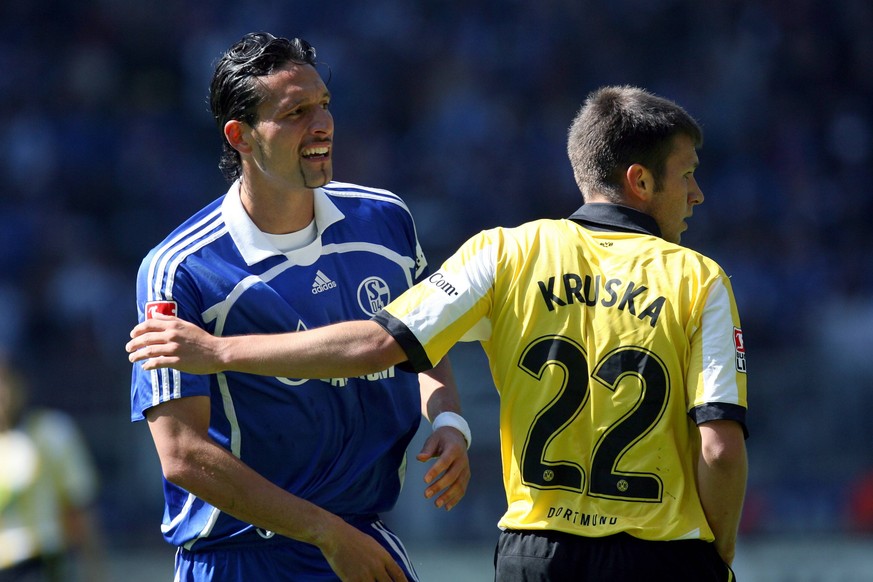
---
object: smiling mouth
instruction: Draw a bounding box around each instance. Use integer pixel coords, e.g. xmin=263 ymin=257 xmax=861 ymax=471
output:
xmin=302 ymin=146 xmax=330 ymax=160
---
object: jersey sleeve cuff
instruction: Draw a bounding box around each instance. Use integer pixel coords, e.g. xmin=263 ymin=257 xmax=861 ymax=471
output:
xmin=689 ymin=402 xmax=749 ymax=439
xmin=372 ymin=309 xmax=434 ymax=373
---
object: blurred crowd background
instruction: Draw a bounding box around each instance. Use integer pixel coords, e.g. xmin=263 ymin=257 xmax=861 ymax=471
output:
xmin=2 ymin=0 xmax=873 ymax=576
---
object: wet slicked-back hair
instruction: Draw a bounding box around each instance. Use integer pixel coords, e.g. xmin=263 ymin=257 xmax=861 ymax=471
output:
xmin=567 ymin=85 xmax=703 ymax=202
xmin=209 ymin=32 xmax=319 ymax=183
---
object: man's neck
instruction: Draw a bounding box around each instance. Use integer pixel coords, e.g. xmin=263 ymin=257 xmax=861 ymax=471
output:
xmin=239 ymin=178 xmax=316 ymax=235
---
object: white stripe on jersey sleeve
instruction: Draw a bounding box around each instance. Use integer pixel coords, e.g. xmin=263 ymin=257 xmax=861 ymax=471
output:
xmin=146 ymin=208 xmax=222 ymax=301
xmin=162 ymin=223 xmax=228 ymax=301
xmin=144 ymin=211 xmax=225 ymax=407
xmin=700 ymin=277 xmax=742 ymax=404
xmin=324 ymin=181 xmax=407 ymax=207
xmin=455 ymin=237 xmax=497 ymax=342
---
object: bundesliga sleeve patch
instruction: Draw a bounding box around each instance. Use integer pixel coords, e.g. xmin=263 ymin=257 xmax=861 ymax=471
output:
xmin=733 ymin=327 xmax=746 ymax=373
xmin=145 ymin=300 xmax=178 ymax=320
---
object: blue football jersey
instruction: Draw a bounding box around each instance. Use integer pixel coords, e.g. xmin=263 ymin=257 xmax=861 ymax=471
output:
xmin=131 ymin=180 xmax=428 ymax=550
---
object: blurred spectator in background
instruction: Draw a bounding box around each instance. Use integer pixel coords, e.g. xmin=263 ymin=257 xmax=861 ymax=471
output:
xmin=0 ymin=358 xmax=106 ymax=582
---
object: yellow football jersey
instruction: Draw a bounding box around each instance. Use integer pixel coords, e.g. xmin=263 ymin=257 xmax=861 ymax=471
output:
xmin=377 ymin=204 xmax=747 ymax=543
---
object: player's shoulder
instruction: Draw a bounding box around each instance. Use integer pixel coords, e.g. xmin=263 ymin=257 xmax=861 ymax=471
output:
xmin=666 ymin=238 xmax=723 ymax=268
xmin=450 ymin=219 xmax=571 ymax=264
xmin=654 ymin=237 xmax=729 ymax=282
xmin=322 ymin=181 xmax=410 ymax=210
xmin=139 ymin=196 xmax=227 ymax=272
xmin=321 ymin=181 xmax=417 ymax=223
xmin=477 ymin=218 xmax=576 ymax=245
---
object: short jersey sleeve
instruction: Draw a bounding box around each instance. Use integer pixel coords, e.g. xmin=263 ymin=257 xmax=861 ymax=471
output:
xmin=379 ymin=229 xmax=499 ymax=369
xmin=130 ymin=250 xmax=212 ymax=421
xmin=686 ymin=272 xmax=748 ymax=435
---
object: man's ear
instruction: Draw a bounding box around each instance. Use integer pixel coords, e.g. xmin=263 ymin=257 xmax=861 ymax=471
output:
xmin=224 ymin=120 xmax=253 ymax=154
xmin=625 ymin=163 xmax=655 ymax=204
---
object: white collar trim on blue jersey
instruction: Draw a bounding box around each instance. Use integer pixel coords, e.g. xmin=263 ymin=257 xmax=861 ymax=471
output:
xmin=222 ymin=180 xmax=346 ymax=266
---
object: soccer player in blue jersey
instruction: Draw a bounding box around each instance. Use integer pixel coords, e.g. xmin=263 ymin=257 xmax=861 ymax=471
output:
xmin=130 ymin=85 xmax=748 ymax=581
xmin=128 ymin=32 xmax=470 ymax=582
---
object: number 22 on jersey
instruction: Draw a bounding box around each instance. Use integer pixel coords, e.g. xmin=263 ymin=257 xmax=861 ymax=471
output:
xmin=519 ymin=335 xmax=669 ymax=503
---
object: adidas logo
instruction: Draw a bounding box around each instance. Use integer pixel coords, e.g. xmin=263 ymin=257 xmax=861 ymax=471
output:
xmin=311 ymin=270 xmax=337 ymax=294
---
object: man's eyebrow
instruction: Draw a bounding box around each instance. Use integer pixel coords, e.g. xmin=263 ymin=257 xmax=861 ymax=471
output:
xmin=277 ymin=89 xmax=331 ymax=110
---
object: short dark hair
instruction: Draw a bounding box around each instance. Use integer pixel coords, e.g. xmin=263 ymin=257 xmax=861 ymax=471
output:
xmin=209 ymin=32 xmax=320 ymax=183
xmin=567 ymin=85 xmax=703 ymax=201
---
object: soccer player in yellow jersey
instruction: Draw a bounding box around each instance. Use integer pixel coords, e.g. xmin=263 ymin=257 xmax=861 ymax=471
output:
xmin=128 ymin=85 xmax=748 ymax=581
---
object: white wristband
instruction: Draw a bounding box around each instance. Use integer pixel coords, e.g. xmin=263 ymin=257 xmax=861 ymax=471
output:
xmin=432 ymin=411 xmax=471 ymax=450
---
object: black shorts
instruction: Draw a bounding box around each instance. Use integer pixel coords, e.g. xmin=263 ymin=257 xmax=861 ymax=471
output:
xmin=494 ymin=529 xmax=735 ymax=581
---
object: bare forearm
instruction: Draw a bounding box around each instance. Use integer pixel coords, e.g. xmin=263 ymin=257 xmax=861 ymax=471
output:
xmin=698 ymin=457 xmax=745 ymax=563
xmin=145 ymin=398 xmax=406 ymax=579
xmin=419 ymin=357 xmax=462 ymax=421
xmin=164 ymin=436 xmax=344 ymax=547
xmin=697 ymin=424 xmax=747 ymax=564
xmin=128 ymin=317 xmax=407 ymax=378
xmin=414 ymin=355 xmax=471 ymax=511
xmin=219 ymin=321 xmax=405 ymax=378
xmin=149 ymin=400 xmax=346 ymax=549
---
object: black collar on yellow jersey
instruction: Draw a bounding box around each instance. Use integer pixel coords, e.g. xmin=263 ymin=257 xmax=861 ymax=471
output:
xmin=569 ymin=203 xmax=662 ymax=238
